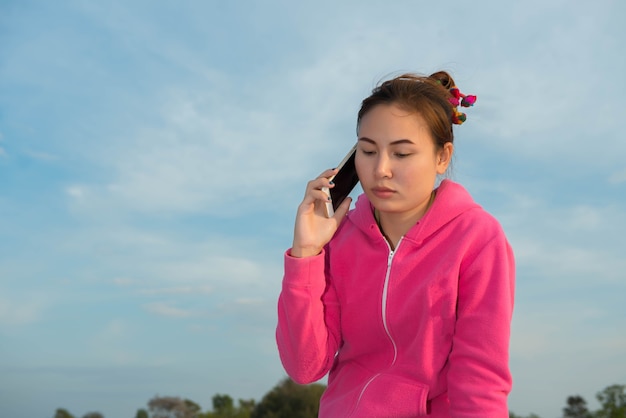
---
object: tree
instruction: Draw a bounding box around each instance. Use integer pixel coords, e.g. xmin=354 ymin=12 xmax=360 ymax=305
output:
xmin=595 ymin=384 xmax=626 ymax=418
xmin=135 ymin=409 xmax=149 ymax=418
xmin=184 ymin=399 xmax=202 ymax=417
xmin=251 ymin=377 xmax=326 ymax=418
xmin=54 ymin=409 xmax=75 ymax=418
xmin=148 ymin=395 xmax=201 ymax=418
xmin=199 ymin=394 xmax=255 ymax=418
xmin=82 ymin=413 xmax=104 ymax=418
xmin=563 ymin=395 xmax=592 ymax=418
xmin=212 ymin=394 xmax=235 ymax=415
xmin=237 ymin=399 xmax=256 ymax=417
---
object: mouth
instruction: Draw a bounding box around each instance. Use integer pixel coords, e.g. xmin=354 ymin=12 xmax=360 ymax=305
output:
xmin=371 ymin=187 xmax=396 ymax=199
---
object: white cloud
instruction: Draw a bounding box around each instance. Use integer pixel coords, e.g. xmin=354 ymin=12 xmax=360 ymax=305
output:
xmin=112 ymin=277 xmax=135 ymax=286
xmin=24 ymin=150 xmax=59 ymax=161
xmin=515 ymin=238 xmax=614 ymax=279
xmin=0 ymin=293 xmax=46 ymax=326
xmin=507 ymin=202 xmax=626 ymax=284
xmin=142 ymin=302 xmax=196 ymax=318
xmin=139 ymin=285 xmax=212 ymax=296
xmin=66 ymin=185 xmax=86 ymax=198
xmin=235 ymin=298 xmax=264 ymax=306
xmin=55 ymin=8 xmax=465 ymax=218
xmin=609 ymin=167 xmax=626 ymax=184
xmin=86 ymin=319 xmax=143 ymax=366
xmin=95 ymin=318 xmax=127 ymax=340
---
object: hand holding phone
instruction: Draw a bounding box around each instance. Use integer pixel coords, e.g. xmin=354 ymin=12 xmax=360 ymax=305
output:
xmin=322 ymin=144 xmax=359 ymax=218
xmin=291 ymin=144 xmax=360 ymax=257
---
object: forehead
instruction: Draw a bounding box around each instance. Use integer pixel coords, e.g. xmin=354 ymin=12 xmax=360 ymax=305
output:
xmin=358 ymin=104 xmax=431 ymax=144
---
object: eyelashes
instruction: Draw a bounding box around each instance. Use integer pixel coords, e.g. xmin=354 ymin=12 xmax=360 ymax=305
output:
xmin=359 ymin=149 xmax=413 ymax=158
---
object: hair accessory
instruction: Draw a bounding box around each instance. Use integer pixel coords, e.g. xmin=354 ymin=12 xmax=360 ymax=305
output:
xmin=448 ymin=86 xmax=477 ymax=125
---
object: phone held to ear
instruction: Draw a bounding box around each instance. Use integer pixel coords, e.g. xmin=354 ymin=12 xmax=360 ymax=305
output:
xmin=322 ymin=144 xmax=359 ymax=218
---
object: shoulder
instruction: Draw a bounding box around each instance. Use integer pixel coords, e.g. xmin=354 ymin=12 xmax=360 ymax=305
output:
xmin=431 ymin=183 xmax=511 ymax=260
xmin=440 ymin=180 xmax=506 ymax=234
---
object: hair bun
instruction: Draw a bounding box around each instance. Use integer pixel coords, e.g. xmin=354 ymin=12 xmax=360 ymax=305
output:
xmin=429 ymin=71 xmax=456 ymax=90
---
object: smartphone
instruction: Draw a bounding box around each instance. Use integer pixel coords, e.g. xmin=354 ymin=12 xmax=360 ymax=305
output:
xmin=322 ymin=144 xmax=359 ymax=218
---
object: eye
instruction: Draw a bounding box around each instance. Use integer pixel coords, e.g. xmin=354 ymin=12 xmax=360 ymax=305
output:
xmin=394 ymin=152 xmax=412 ymax=158
xmin=360 ymin=148 xmax=376 ymax=156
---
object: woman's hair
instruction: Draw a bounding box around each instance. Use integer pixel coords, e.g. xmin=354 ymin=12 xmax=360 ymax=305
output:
xmin=357 ymin=71 xmax=457 ymax=149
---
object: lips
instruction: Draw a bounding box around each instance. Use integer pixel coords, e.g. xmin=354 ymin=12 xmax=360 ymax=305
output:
xmin=371 ymin=187 xmax=396 ymax=199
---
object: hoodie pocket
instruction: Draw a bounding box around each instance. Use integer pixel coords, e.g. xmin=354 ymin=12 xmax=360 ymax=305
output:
xmin=350 ymin=373 xmax=429 ymax=417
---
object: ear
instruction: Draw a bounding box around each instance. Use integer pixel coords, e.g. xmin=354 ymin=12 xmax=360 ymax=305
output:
xmin=436 ymin=142 xmax=453 ymax=174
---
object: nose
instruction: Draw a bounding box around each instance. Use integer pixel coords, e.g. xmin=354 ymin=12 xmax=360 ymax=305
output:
xmin=375 ymin=153 xmax=392 ymax=179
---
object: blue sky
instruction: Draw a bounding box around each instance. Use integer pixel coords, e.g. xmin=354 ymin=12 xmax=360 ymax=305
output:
xmin=1 ymin=1 xmax=625 ymax=417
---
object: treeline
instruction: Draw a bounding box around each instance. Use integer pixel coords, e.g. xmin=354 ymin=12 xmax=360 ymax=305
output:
xmin=509 ymin=383 xmax=626 ymax=418
xmin=53 ymin=377 xmax=324 ymax=418
xmin=53 ymin=380 xmax=625 ymax=418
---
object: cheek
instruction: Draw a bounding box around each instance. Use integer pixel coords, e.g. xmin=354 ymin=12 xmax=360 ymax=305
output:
xmin=354 ymin=154 xmax=366 ymax=178
xmin=402 ymin=162 xmax=435 ymax=184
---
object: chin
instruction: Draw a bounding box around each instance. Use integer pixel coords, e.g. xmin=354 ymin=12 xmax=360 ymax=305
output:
xmin=369 ymin=200 xmax=402 ymax=213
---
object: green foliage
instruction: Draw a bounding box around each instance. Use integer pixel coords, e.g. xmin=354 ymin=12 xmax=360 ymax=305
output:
xmin=55 ymin=380 xmax=625 ymax=418
xmin=54 ymin=409 xmax=75 ymax=418
xmin=184 ymin=399 xmax=202 ymax=416
xmin=199 ymin=394 xmax=255 ymax=418
xmin=212 ymin=394 xmax=234 ymax=415
xmin=148 ymin=395 xmax=201 ymax=418
xmin=510 ymin=384 xmax=625 ymax=418
xmin=595 ymin=384 xmax=626 ymax=418
xmin=238 ymin=399 xmax=256 ymax=415
xmin=563 ymin=395 xmax=592 ymax=418
xmin=251 ymin=377 xmax=326 ymax=418
xmin=82 ymin=413 xmax=104 ymax=418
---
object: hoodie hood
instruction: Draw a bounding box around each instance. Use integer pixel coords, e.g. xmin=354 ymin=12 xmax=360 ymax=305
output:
xmin=348 ymin=179 xmax=481 ymax=245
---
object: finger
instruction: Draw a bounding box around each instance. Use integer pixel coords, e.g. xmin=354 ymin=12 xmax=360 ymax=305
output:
xmin=316 ymin=168 xmax=338 ymax=180
xmin=306 ymin=177 xmax=334 ymax=195
xmin=332 ymin=197 xmax=352 ymax=220
xmin=301 ymin=187 xmax=332 ymax=208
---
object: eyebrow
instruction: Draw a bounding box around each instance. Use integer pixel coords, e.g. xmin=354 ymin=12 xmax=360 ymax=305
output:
xmin=358 ymin=137 xmax=415 ymax=146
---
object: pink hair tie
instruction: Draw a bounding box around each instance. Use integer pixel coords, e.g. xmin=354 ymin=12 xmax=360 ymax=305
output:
xmin=449 ymin=86 xmax=476 ymax=125
xmin=461 ymin=95 xmax=476 ymax=107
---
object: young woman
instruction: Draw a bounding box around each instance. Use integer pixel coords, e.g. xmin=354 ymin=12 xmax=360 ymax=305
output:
xmin=276 ymin=71 xmax=515 ymax=417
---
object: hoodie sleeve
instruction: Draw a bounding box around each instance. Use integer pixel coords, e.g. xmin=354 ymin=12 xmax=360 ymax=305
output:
xmin=447 ymin=227 xmax=516 ymax=417
xmin=275 ymin=249 xmax=342 ymax=384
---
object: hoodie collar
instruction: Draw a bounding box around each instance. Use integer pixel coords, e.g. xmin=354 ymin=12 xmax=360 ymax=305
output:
xmin=348 ymin=179 xmax=480 ymax=244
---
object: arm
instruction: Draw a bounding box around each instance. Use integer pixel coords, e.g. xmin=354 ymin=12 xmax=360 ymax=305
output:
xmin=276 ymin=249 xmax=342 ymax=384
xmin=276 ymin=168 xmax=351 ymax=383
xmin=448 ymin=231 xmax=516 ymax=417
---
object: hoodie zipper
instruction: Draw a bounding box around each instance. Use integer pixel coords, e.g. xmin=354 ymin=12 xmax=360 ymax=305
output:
xmin=381 ymin=242 xmax=399 ymax=365
xmin=350 ymin=238 xmax=402 ymax=416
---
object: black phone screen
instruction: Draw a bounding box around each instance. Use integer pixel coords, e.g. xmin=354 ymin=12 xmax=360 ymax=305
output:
xmin=330 ymin=149 xmax=359 ymax=211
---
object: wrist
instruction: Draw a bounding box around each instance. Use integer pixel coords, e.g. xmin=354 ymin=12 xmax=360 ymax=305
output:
xmin=290 ymin=245 xmax=322 ymax=258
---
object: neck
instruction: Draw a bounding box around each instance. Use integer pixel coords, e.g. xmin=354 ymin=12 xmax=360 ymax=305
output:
xmin=375 ymin=191 xmax=436 ymax=250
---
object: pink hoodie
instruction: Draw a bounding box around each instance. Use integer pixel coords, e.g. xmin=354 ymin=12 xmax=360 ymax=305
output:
xmin=276 ymin=180 xmax=515 ymax=417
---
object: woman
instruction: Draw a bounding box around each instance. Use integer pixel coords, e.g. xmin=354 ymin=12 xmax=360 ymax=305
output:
xmin=276 ymin=71 xmax=515 ymax=417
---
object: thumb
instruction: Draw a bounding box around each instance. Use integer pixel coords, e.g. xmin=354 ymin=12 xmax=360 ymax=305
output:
xmin=332 ymin=197 xmax=352 ymax=221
